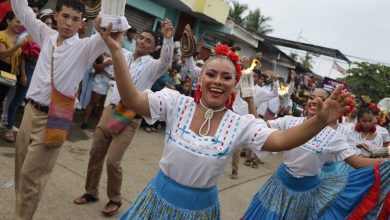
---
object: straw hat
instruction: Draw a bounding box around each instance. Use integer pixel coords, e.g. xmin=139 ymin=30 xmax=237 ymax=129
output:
xmin=180 ymin=24 xmax=195 ymax=57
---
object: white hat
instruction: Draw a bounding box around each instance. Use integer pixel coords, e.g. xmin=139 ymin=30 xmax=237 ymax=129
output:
xmin=39 ymin=8 xmax=53 ymax=14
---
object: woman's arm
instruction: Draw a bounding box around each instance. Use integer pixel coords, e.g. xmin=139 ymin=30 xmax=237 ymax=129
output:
xmin=262 ymin=85 xmax=351 ymax=152
xmin=345 ymin=155 xmax=386 ymax=168
xmin=0 ymin=39 xmax=26 ymax=60
xmin=93 ymin=58 xmax=112 ymax=72
xmin=244 ymin=97 xmax=259 ymax=118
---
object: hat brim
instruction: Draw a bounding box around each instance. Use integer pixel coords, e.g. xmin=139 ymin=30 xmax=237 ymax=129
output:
xmin=180 ymin=24 xmax=195 ymax=57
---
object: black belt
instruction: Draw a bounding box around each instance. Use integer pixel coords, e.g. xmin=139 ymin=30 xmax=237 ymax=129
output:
xmin=29 ymin=99 xmax=49 ymax=113
xmin=110 ymin=103 xmax=142 ymax=119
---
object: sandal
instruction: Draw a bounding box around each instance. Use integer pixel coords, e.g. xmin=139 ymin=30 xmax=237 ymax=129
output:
xmin=74 ymin=193 xmax=99 ymax=205
xmin=101 ymin=200 xmax=122 ymax=216
xmin=143 ymin=127 xmax=152 ymax=133
xmin=4 ymin=130 xmax=14 ymax=142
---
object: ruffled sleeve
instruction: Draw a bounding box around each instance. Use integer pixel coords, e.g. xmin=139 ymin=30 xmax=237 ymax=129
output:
xmin=267 ymin=116 xmax=292 ymax=131
xmin=144 ymin=88 xmax=182 ymax=124
xmin=238 ymin=114 xmax=277 ymax=152
xmin=328 ymin=132 xmax=361 ymax=161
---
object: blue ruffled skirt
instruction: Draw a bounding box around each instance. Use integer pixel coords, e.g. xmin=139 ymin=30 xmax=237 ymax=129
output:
xmin=243 ymin=160 xmax=389 ymax=220
xmin=120 ymin=170 xmax=220 ymax=220
xmin=320 ymin=161 xmax=355 ymax=179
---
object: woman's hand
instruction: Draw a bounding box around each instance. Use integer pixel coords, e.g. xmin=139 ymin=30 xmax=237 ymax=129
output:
xmin=94 ymin=16 xmax=124 ymax=51
xmin=357 ymin=143 xmax=372 ymax=153
xmin=316 ymin=85 xmax=352 ymax=125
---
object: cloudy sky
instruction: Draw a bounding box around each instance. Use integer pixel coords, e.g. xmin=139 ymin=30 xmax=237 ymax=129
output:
xmin=237 ymin=0 xmax=390 ymax=78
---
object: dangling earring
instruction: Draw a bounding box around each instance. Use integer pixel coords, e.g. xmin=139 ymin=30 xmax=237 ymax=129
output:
xmin=370 ymin=124 xmax=376 ymax=133
xmin=194 ymin=84 xmax=202 ymax=103
xmin=355 ymin=122 xmax=362 ymax=132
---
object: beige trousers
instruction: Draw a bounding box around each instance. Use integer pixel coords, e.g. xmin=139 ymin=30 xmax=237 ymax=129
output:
xmin=231 ymin=148 xmax=241 ymax=173
xmin=15 ymin=103 xmax=62 ymax=220
xmin=84 ymin=105 xmax=140 ymax=202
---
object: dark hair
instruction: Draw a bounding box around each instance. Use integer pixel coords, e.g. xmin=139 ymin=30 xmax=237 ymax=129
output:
xmin=127 ymin=27 xmax=136 ymax=33
xmin=357 ymin=107 xmax=374 ymax=120
xmin=311 ymin=88 xmax=330 ymax=98
xmin=0 ymin=10 xmax=16 ymax=31
xmin=252 ymin=68 xmax=263 ymax=75
xmin=171 ymin=63 xmax=182 ymax=73
xmin=28 ymin=2 xmax=41 ymax=10
xmin=55 ymin=0 xmax=85 ymax=14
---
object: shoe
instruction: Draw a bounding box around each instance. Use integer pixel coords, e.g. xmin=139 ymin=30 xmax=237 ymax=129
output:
xmin=143 ymin=127 xmax=152 ymax=133
xmin=101 ymin=200 xmax=122 ymax=216
xmin=244 ymin=160 xmax=251 ymax=166
xmin=74 ymin=193 xmax=99 ymax=205
xmin=229 ymin=170 xmax=239 ymax=179
xmin=80 ymin=122 xmax=88 ymax=129
xmin=251 ymin=163 xmax=259 ymax=169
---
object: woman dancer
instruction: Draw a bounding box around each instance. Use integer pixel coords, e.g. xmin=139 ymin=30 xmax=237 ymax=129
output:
xmin=243 ymin=88 xmax=389 ymax=220
xmin=348 ymin=105 xmax=385 ymax=158
xmin=3 ymin=11 xmax=53 ymax=142
xmin=97 ymin=20 xmax=352 ymax=219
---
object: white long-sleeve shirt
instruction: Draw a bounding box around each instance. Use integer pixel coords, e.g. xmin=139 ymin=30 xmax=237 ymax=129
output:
xmin=12 ymin=0 xmax=108 ymax=105
xmin=110 ymin=38 xmax=174 ymax=104
xmin=257 ymin=82 xmax=279 ymax=116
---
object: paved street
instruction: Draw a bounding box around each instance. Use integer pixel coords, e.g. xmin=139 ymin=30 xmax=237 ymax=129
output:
xmin=0 ymin=113 xmax=282 ymax=220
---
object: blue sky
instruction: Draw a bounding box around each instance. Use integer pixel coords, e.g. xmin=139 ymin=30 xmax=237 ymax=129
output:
xmin=237 ymin=0 xmax=390 ymax=78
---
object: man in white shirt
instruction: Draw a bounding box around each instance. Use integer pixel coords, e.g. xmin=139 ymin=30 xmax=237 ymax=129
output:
xmin=257 ymin=70 xmax=279 ymax=118
xmin=11 ymin=0 xmax=109 ymax=219
xmin=73 ymin=21 xmax=174 ymax=215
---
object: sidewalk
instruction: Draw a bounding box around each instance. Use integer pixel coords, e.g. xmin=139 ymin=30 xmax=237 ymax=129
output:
xmin=0 ymin=121 xmax=282 ymax=220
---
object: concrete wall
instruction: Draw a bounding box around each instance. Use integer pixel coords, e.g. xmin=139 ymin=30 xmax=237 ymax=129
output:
xmin=233 ymin=41 xmax=257 ymax=58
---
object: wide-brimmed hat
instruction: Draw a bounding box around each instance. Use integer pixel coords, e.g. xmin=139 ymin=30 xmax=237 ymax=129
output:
xmin=83 ymin=0 xmax=101 ymax=19
xmin=180 ymin=24 xmax=195 ymax=57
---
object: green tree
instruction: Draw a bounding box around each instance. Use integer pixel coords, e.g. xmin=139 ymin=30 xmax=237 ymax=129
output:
xmin=229 ymin=1 xmax=248 ymax=25
xmin=344 ymin=62 xmax=390 ymax=103
xmin=245 ymin=8 xmax=273 ymax=35
xmin=289 ymin=52 xmax=298 ymax=62
xmin=300 ymin=53 xmax=313 ymax=70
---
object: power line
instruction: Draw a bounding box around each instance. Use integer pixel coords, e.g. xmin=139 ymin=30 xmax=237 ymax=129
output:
xmin=287 ymin=34 xmax=390 ymax=66
xmin=280 ymin=46 xmax=390 ymax=66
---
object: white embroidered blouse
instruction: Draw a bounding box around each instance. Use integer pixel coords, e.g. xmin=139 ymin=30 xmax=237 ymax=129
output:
xmin=268 ymin=116 xmax=360 ymax=177
xmin=346 ymin=127 xmax=384 ymax=157
xmin=144 ymin=88 xmax=276 ymax=188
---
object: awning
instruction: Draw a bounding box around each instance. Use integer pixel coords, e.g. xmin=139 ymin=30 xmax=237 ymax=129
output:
xmin=263 ymin=35 xmax=351 ymax=64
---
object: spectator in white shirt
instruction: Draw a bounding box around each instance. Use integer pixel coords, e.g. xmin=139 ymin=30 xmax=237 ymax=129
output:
xmin=74 ymin=19 xmax=174 ymax=216
xmin=11 ymin=0 xmax=109 ymax=219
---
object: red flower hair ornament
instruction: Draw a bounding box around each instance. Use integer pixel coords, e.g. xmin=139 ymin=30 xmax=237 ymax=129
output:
xmin=368 ymin=102 xmax=381 ymax=117
xmin=194 ymin=44 xmax=242 ymax=109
